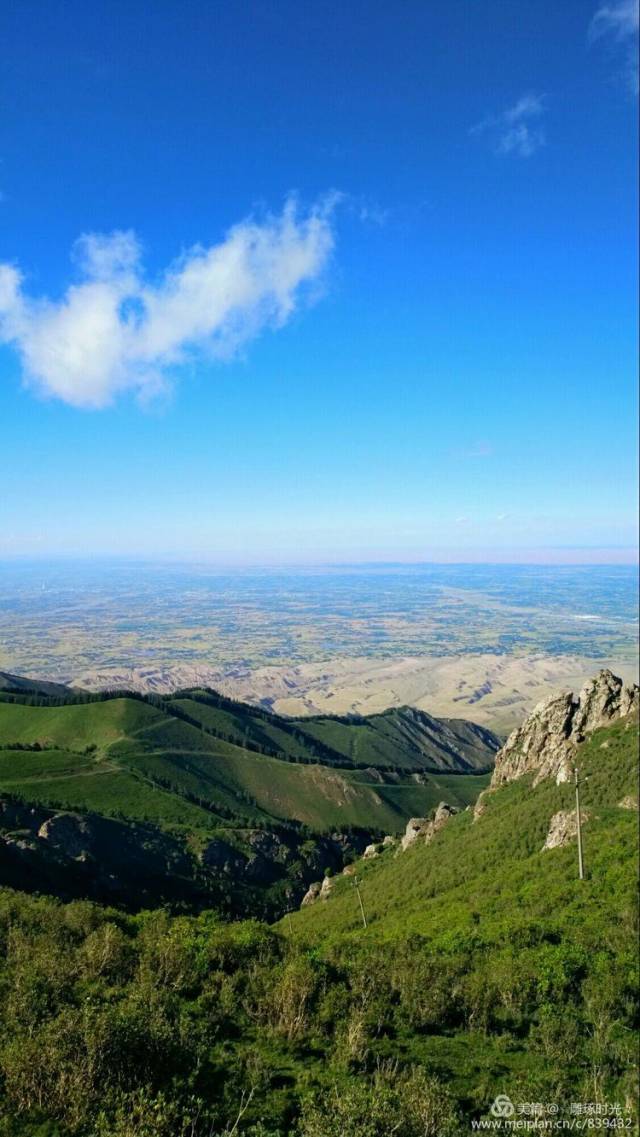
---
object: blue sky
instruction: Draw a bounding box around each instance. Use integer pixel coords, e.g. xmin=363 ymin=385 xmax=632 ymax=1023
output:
xmin=0 ymin=0 xmax=637 ymax=563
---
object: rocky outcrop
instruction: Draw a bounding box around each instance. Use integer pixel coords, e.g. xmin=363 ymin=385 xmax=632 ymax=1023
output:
xmin=570 ymin=671 xmax=638 ymax=741
xmin=0 ymin=798 xmax=47 ymax=832
xmin=490 ymin=670 xmax=638 ymax=792
xmin=490 ymin=690 xmax=576 ymax=789
xmin=1 ymin=833 xmax=38 ymax=853
xmin=300 ymin=874 xmax=334 ymax=906
xmin=472 ymin=789 xmax=490 ymax=821
xmin=401 ymin=817 xmax=429 ymax=852
xmin=0 ymin=789 xmax=375 ymax=918
xmin=422 ymin=802 xmax=459 ymax=845
xmin=245 ymin=830 xmax=294 ymax=864
xmin=38 ymin=813 xmax=94 ymax=861
xmin=0 ymin=798 xmax=214 ymax=910
xmin=542 ymin=809 xmax=590 ymax=852
xmin=319 ymin=875 xmax=333 ymax=899
xmin=382 ymin=834 xmax=396 ymax=848
xmin=301 ymin=881 xmax=322 ymax=906
xmin=399 ymin=803 xmax=459 ymax=851
xmin=618 ymin=795 xmax=639 ymax=811
xmin=363 ymin=843 xmax=379 ymax=859
xmin=199 ymin=826 xmax=375 ymax=898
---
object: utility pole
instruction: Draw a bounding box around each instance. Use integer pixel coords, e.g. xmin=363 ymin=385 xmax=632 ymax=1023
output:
xmin=353 ymin=876 xmax=368 ymax=929
xmin=287 ymin=911 xmax=293 ymax=934
xmin=574 ymin=764 xmax=585 ymax=881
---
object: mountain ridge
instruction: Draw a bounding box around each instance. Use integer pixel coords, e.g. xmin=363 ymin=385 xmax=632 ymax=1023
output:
xmin=0 ymin=675 xmax=496 ymax=916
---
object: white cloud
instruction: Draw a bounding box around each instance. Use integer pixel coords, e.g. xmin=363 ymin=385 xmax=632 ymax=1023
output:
xmin=0 ymin=196 xmax=337 ymax=409
xmin=590 ymin=0 xmax=639 ymax=40
xmin=589 ymin=0 xmax=639 ymax=93
xmin=471 ymin=94 xmax=546 ymax=158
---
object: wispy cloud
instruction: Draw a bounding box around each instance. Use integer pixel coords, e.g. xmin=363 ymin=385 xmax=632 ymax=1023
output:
xmin=0 ymin=196 xmax=337 ymax=409
xmin=356 ymin=202 xmax=390 ymax=227
xmin=455 ymin=441 xmax=494 ymax=459
xmin=589 ymin=0 xmax=639 ymax=93
xmin=471 ymin=94 xmax=546 ymax=158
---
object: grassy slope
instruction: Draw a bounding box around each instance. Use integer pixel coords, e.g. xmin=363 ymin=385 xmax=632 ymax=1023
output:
xmin=274 ymin=715 xmax=638 ymax=1111
xmin=0 ymin=698 xmax=489 ymax=834
xmin=0 ymin=698 xmax=164 ymax=749
xmin=0 ymin=749 xmax=219 ymax=831
xmin=284 ymin=715 xmax=639 ymax=943
xmin=0 ymin=700 xmax=224 ymax=830
xmin=170 ymin=696 xmax=321 ymax=762
xmin=171 ymin=694 xmax=499 ymax=773
xmin=294 ymin=706 xmax=499 ymax=771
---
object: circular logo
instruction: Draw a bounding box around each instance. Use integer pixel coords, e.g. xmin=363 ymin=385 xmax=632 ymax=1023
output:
xmin=491 ymin=1095 xmax=516 ymax=1119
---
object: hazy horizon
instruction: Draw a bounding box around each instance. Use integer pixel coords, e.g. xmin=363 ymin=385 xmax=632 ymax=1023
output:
xmin=0 ymin=550 xmax=637 ymax=566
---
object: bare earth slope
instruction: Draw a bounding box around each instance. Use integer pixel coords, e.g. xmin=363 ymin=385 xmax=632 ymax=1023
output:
xmin=71 ymin=651 xmax=639 ymax=734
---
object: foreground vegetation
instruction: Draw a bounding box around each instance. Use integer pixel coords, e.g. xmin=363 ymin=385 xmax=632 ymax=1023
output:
xmin=0 ymin=713 xmax=636 ymax=1136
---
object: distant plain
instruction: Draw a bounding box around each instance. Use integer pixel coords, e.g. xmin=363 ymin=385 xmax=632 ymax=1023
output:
xmin=1 ymin=561 xmax=637 ymax=733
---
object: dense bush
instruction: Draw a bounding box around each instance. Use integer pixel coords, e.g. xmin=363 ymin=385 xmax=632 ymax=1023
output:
xmin=0 ymin=879 xmax=637 ymax=1136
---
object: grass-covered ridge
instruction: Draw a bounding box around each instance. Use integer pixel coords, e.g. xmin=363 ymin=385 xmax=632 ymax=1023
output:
xmin=296 ymin=705 xmax=498 ymax=771
xmin=0 ymin=689 xmax=493 ymax=835
xmin=0 ymin=683 xmax=491 ymax=921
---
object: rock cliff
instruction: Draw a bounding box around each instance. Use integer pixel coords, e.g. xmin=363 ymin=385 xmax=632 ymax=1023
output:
xmin=489 ymin=670 xmax=638 ymax=792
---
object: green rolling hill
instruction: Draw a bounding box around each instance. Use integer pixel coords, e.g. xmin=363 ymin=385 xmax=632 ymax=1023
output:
xmin=0 ymin=681 xmax=494 ymax=917
xmin=0 ymin=692 xmax=492 ymax=834
xmin=167 ymin=688 xmax=500 ymax=771
xmin=293 ymin=704 xmax=498 ymax=771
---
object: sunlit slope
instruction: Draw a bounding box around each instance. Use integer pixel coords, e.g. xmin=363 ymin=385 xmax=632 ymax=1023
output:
xmin=0 ymin=697 xmax=164 ymax=750
xmin=171 ymin=691 xmax=500 ymax=771
xmin=0 ymin=695 xmax=490 ymax=832
xmin=297 ymin=706 xmax=499 ymax=771
xmin=285 ymin=714 xmax=639 ymax=942
xmin=169 ymin=694 xmax=331 ymax=763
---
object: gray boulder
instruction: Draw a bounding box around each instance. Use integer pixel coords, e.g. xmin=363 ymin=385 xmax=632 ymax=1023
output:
xmin=542 ymin=809 xmax=590 ymax=851
xmin=401 ymin=817 xmax=429 ymax=852
xmin=422 ymin=802 xmax=459 ymax=845
xmin=301 ymin=881 xmax=322 ymax=907
xmin=319 ymin=875 xmax=333 ymax=899
xmin=400 ymin=803 xmax=459 ymax=850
